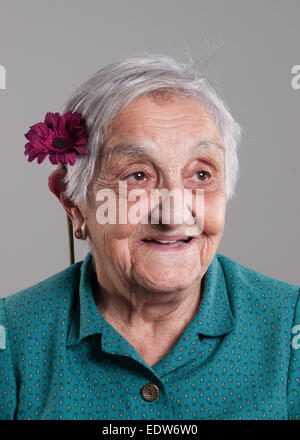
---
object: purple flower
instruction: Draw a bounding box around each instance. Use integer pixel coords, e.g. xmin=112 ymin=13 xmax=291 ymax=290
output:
xmin=24 ymin=111 xmax=89 ymax=165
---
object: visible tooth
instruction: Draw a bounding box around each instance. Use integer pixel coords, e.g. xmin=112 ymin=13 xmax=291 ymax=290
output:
xmin=144 ymin=238 xmax=188 ymax=244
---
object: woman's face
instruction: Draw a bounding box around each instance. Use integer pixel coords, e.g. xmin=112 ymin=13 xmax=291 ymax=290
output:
xmin=82 ymin=93 xmax=227 ymax=294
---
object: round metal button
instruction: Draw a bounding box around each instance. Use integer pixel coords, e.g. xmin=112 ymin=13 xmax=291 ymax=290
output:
xmin=141 ymin=383 xmax=160 ymax=402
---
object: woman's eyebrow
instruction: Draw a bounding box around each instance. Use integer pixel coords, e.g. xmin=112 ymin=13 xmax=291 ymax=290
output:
xmin=100 ymin=143 xmax=150 ymax=161
xmin=191 ymin=139 xmax=225 ymax=151
xmin=100 ymin=138 xmax=224 ymax=162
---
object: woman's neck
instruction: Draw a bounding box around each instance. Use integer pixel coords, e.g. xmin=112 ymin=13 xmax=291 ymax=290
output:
xmin=91 ymin=273 xmax=204 ymax=366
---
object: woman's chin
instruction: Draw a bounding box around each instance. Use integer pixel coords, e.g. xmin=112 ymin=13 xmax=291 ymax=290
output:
xmin=132 ymin=264 xmax=200 ymax=294
xmin=128 ymin=243 xmax=203 ymax=292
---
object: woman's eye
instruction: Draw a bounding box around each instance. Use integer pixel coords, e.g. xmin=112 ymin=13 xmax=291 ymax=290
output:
xmin=126 ymin=171 xmax=147 ymax=182
xmin=195 ymin=170 xmax=211 ymax=181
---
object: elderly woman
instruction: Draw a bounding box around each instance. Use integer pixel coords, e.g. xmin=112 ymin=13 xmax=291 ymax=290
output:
xmin=0 ymin=55 xmax=299 ymax=421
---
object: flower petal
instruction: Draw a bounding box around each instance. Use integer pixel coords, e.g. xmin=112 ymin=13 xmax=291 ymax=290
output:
xmin=74 ymin=146 xmax=88 ymax=155
xmin=49 ymin=154 xmax=58 ymax=165
xmin=68 ymin=112 xmax=81 ymax=129
xmin=24 ymin=142 xmax=33 ymax=155
xmin=66 ymin=152 xmax=77 ymax=165
xmin=31 ymin=122 xmax=48 ymax=137
xmin=58 ymin=153 xmax=67 ymax=165
xmin=30 ymin=141 xmax=46 ymax=150
xmin=63 ymin=111 xmax=73 ymax=126
xmin=44 ymin=112 xmax=55 ymax=129
xmin=28 ymin=150 xmax=40 ymax=162
xmin=58 ymin=115 xmax=66 ymax=133
xmin=44 ymin=112 xmax=60 ymax=131
xmin=37 ymin=152 xmax=48 ymax=164
xmin=25 ymin=132 xmax=40 ymax=143
xmin=25 ymin=126 xmax=46 ymax=142
xmin=75 ymin=134 xmax=89 ymax=145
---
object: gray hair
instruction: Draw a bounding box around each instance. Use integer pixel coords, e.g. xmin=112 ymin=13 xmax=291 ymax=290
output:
xmin=59 ymin=53 xmax=242 ymax=207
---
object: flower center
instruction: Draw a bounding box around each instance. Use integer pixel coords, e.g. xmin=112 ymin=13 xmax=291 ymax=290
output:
xmin=52 ymin=136 xmax=68 ymax=149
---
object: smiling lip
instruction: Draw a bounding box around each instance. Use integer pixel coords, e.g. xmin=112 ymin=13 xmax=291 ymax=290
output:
xmin=139 ymin=235 xmax=195 ymax=250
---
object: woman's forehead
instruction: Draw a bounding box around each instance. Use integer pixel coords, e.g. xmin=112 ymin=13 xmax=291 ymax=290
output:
xmin=103 ymin=94 xmax=223 ymax=151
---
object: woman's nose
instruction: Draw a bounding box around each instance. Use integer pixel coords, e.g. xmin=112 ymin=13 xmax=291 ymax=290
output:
xmin=148 ymin=187 xmax=203 ymax=230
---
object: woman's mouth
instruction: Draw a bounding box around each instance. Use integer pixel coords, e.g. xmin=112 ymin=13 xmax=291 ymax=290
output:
xmin=139 ymin=236 xmax=194 ymax=250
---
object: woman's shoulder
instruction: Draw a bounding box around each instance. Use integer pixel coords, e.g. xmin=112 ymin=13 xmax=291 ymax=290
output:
xmin=215 ymin=253 xmax=300 ymax=342
xmin=1 ymin=259 xmax=84 ymax=323
xmin=216 ymin=252 xmax=299 ymax=298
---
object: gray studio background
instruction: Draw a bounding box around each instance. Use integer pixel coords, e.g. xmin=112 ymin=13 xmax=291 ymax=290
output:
xmin=0 ymin=0 xmax=299 ymax=296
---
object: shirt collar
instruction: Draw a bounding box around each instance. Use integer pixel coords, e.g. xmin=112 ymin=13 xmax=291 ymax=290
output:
xmin=66 ymin=251 xmax=104 ymax=347
xmin=66 ymin=251 xmax=236 ymax=348
xmin=193 ymin=253 xmax=236 ymax=337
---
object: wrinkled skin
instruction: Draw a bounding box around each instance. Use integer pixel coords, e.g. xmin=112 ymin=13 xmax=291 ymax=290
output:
xmin=48 ymin=93 xmax=227 ymax=365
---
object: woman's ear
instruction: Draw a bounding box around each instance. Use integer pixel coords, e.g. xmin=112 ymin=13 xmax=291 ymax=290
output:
xmin=48 ymin=168 xmax=87 ymax=235
xmin=48 ymin=169 xmax=76 ymax=222
xmin=48 ymin=168 xmax=66 ymax=199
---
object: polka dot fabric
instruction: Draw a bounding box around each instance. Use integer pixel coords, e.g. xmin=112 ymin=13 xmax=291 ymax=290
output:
xmin=0 ymin=252 xmax=299 ymax=420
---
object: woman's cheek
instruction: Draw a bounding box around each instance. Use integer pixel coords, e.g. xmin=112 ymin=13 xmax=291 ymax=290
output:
xmin=92 ymin=195 xmax=143 ymax=241
xmin=203 ymin=193 xmax=226 ymax=236
xmin=110 ymin=223 xmax=137 ymax=240
xmin=109 ymin=195 xmax=150 ymax=239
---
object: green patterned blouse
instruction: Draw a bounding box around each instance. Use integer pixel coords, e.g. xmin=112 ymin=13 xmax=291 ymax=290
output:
xmin=0 ymin=251 xmax=299 ymax=420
